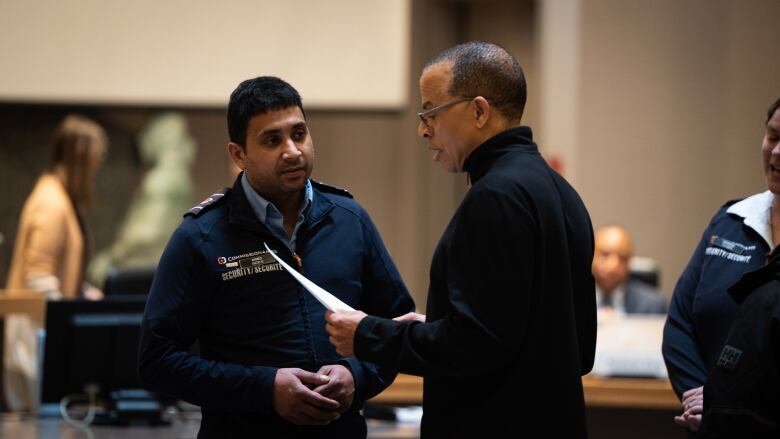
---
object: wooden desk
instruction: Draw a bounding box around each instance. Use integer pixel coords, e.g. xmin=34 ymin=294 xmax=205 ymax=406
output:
xmin=370 ymin=374 xmax=423 ymax=405
xmin=582 ymin=375 xmax=678 ymax=409
xmin=0 ymin=290 xmax=46 ymax=325
xmin=370 ymin=373 xmax=680 ymax=410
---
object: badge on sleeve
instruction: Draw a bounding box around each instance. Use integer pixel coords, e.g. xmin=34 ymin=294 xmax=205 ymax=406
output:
xmin=717 ymin=345 xmax=743 ymax=371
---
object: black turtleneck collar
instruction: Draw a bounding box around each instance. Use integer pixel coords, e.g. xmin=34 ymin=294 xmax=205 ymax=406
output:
xmin=463 ymin=126 xmax=537 ymax=184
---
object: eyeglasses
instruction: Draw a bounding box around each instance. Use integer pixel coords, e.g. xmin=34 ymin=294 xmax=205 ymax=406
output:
xmin=417 ymin=97 xmax=474 ymax=128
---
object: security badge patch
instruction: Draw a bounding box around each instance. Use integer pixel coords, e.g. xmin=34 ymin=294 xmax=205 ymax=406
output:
xmin=217 ymin=249 xmax=283 ymax=281
xmin=717 ymin=345 xmax=743 ymax=371
xmin=705 ymin=235 xmax=754 ymax=263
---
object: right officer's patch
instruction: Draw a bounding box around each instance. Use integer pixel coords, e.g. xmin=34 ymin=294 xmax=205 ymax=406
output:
xmin=717 ymin=345 xmax=743 ymax=371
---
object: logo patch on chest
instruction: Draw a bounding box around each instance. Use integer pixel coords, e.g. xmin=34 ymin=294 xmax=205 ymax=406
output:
xmin=218 ymin=250 xmax=283 ymax=281
xmin=705 ymin=235 xmax=754 ymax=263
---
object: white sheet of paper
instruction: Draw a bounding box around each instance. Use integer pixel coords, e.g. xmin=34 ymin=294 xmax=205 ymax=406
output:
xmin=263 ymin=243 xmax=355 ymax=312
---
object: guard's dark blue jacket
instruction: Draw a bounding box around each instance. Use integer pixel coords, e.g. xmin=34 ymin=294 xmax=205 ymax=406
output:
xmin=138 ymin=175 xmax=414 ymax=437
xmin=663 ymin=200 xmax=770 ymax=398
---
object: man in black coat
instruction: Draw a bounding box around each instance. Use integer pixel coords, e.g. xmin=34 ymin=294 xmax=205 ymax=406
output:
xmin=326 ymin=41 xmax=597 ymax=438
xmin=697 ymin=245 xmax=780 ymax=438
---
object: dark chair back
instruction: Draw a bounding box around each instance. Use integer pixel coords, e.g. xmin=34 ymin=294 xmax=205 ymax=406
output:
xmin=629 ymin=256 xmax=660 ymax=288
xmin=103 ymin=266 xmax=156 ymax=296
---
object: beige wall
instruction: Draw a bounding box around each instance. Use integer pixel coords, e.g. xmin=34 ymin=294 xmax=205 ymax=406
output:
xmin=2 ymin=0 xmax=779 ymax=307
xmin=392 ymin=0 xmax=780 ymax=302
xmin=574 ymin=0 xmax=780 ymax=296
xmin=0 ymin=0 xmax=409 ymax=108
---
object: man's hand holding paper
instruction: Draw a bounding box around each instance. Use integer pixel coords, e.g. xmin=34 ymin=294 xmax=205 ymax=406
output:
xmin=324 ymin=310 xmax=367 ymax=357
xmin=326 ymin=310 xmax=426 ymax=357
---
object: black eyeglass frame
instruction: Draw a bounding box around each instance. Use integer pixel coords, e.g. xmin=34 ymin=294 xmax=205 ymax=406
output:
xmin=417 ymin=97 xmax=475 ymax=128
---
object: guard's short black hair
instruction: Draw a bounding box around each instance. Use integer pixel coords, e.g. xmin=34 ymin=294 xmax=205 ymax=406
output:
xmin=227 ymin=76 xmax=304 ymax=147
xmin=767 ymin=97 xmax=780 ymax=125
xmin=425 ymin=41 xmax=526 ymax=121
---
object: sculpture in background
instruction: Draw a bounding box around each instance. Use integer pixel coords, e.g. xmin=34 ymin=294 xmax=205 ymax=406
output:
xmin=88 ymin=113 xmax=196 ymax=288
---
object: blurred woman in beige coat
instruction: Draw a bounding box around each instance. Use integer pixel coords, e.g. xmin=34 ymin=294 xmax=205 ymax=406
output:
xmin=4 ymin=115 xmax=108 ymax=411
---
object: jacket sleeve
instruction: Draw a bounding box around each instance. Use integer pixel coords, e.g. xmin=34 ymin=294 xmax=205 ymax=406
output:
xmin=138 ymin=222 xmax=277 ymax=413
xmin=569 ymin=213 xmax=597 ymax=375
xmin=354 ymin=188 xmax=536 ymax=378
xmin=339 ymin=210 xmax=415 ymax=405
xmin=662 ymin=226 xmax=710 ymax=399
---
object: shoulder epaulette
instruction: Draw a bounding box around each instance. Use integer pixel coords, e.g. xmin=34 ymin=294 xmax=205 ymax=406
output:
xmin=184 ymin=187 xmax=231 ymax=217
xmin=311 ymin=179 xmax=353 ymax=199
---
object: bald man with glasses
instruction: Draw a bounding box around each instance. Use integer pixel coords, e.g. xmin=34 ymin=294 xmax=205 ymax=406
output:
xmin=327 ymin=41 xmax=597 ymax=438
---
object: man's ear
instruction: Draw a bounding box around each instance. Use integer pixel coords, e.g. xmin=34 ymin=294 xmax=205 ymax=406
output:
xmin=473 ymin=96 xmax=491 ymax=128
xmin=227 ymin=142 xmax=246 ymax=170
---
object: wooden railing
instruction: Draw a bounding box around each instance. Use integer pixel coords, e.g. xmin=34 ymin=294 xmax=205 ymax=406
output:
xmin=370 ymin=373 xmax=680 ymax=410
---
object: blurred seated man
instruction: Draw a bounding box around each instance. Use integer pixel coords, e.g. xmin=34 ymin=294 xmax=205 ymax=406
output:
xmin=593 ymin=225 xmax=667 ymax=315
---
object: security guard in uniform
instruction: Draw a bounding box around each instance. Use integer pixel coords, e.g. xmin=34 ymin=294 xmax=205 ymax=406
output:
xmin=138 ymin=76 xmax=414 ymax=438
xmin=663 ymin=97 xmax=780 ymax=433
